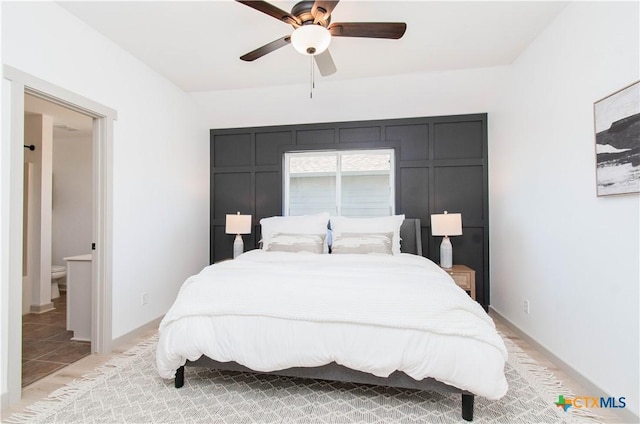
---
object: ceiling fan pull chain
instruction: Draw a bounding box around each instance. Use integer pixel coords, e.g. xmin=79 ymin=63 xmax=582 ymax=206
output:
xmin=310 ymin=55 xmax=314 ymax=99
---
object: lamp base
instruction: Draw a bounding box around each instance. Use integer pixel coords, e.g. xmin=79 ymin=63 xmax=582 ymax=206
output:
xmin=233 ymin=234 xmax=244 ymax=259
xmin=440 ymin=236 xmax=453 ymax=269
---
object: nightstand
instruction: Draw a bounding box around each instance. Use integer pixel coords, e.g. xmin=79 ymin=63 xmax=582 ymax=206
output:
xmin=443 ymin=265 xmax=476 ymax=300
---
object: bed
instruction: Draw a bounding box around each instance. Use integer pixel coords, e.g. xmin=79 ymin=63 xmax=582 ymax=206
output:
xmin=156 ymin=216 xmax=507 ymax=421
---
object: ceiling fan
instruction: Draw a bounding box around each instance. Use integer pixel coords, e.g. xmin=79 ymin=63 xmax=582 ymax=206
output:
xmin=237 ymin=0 xmax=407 ymax=76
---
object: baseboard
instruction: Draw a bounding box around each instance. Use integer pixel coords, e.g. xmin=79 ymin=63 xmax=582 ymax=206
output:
xmin=490 ymin=306 xmax=640 ymax=424
xmin=110 ymin=315 xmax=163 ymax=351
xmin=1 ymin=391 xmax=8 ymax=410
xmin=29 ymin=302 xmax=54 ymax=314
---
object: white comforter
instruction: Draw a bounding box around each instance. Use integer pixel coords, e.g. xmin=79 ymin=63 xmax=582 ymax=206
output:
xmin=156 ymin=250 xmax=508 ymax=399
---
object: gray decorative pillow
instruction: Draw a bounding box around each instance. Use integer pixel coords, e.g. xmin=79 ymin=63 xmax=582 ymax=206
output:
xmin=331 ymin=233 xmax=393 ymax=255
xmin=330 ymin=215 xmax=404 ymax=254
xmin=265 ymin=233 xmax=326 ymax=254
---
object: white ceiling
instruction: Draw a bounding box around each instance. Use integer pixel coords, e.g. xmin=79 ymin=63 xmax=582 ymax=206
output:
xmin=57 ymin=1 xmax=568 ymax=92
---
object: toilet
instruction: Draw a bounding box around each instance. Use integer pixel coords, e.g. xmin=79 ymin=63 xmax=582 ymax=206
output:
xmin=51 ymin=265 xmax=66 ymax=299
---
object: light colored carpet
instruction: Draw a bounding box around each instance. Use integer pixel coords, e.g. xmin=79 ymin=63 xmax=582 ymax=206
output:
xmin=8 ymin=333 xmax=601 ymax=423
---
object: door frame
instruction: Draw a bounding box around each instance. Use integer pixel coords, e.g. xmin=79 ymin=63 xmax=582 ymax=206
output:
xmin=1 ymin=65 xmax=116 ymax=405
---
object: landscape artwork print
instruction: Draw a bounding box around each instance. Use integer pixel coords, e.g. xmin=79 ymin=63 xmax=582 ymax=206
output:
xmin=594 ymin=81 xmax=640 ymax=196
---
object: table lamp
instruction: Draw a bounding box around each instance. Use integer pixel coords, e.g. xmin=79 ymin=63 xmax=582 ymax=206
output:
xmin=430 ymin=211 xmax=462 ymax=269
xmin=225 ymin=212 xmax=252 ymax=258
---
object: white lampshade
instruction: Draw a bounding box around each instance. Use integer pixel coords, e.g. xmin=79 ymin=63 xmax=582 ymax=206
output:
xmin=291 ymin=25 xmax=331 ymax=56
xmin=430 ymin=211 xmax=462 ymax=236
xmin=225 ymin=213 xmax=252 ymax=235
xmin=431 ymin=211 xmax=462 ymax=269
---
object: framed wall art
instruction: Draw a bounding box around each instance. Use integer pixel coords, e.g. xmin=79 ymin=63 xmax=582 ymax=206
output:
xmin=594 ymin=81 xmax=640 ymax=196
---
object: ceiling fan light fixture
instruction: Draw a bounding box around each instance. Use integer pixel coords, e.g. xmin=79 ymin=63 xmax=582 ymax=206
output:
xmin=291 ymin=24 xmax=331 ymax=56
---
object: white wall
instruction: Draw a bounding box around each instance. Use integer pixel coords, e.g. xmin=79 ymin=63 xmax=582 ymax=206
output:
xmin=490 ymin=1 xmax=639 ymax=417
xmin=192 ymin=66 xmax=508 ymax=129
xmin=1 ymin=1 xmax=209 ymax=402
xmin=52 ymin=133 xmax=93 ymax=266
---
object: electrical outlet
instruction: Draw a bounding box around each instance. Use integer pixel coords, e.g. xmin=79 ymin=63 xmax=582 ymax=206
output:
xmin=141 ymin=292 xmax=148 ymax=306
xmin=523 ymin=299 xmax=530 ymax=314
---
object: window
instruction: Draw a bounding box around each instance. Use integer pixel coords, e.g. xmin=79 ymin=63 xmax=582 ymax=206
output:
xmin=284 ymin=149 xmax=395 ymax=217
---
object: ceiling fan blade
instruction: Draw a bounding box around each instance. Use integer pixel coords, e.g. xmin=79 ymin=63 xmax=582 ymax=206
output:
xmin=240 ymin=36 xmax=291 ymax=61
xmin=236 ymin=0 xmax=301 ymax=27
xmin=314 ymin=50 xmax=337 ymax=76
xmin=329 ymin=22 xmax=407 ymax=39
xmin=312 ymin=0 xmax=340 ymax=24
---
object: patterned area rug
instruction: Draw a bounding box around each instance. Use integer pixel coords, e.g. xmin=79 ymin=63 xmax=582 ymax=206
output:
xmin=8 ymin=333 xmax=601 ymax=423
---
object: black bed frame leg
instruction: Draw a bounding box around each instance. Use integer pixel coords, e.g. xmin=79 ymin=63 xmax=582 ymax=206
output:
xmin=175 ymin=366 xmax=185 ymax=388
xmin=462 ymin=394 xmax=474 ymax=421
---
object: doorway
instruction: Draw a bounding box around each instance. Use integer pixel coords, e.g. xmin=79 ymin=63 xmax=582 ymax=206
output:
xmin=22 ymin=95 xmax=94 ymax=385
xmin=2 ymin=66 xmax=116 ymax=405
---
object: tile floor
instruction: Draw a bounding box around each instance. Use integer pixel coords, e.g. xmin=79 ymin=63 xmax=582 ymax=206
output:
xmin=21 ymin=294 xmax=91 ymax=387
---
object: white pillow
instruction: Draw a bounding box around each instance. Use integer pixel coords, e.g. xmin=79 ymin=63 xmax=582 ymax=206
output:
xmin=330 ymin=215 xmax=405 ymax=255
xmin=260 ymin=213 xmax=330 ymax=253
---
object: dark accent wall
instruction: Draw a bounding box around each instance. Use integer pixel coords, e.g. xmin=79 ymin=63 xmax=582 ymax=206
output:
xmin=210 ymin=114 xmax=490 ymax=306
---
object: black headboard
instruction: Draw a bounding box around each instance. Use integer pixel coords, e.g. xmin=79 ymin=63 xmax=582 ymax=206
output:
xmin=400 ymin=219 xmax=422 ymax=256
